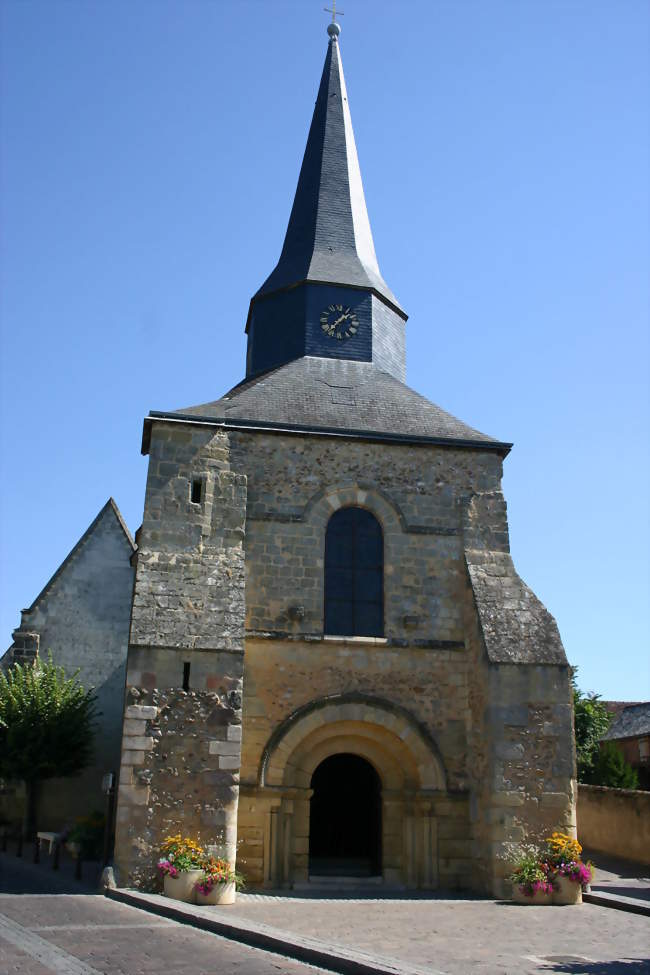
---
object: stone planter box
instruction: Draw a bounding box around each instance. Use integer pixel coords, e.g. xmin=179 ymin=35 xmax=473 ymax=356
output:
xmin=512 ymin=887 xmax=552 ymax=906
xmin=194 ymin=881 xmax=236 ymax=906
xmin=552 ymin=875 xmax=582 ymax=905
xmin=163 ymin=870 xmax=203 ymax=903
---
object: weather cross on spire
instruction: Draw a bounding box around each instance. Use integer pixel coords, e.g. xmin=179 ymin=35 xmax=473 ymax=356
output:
xmin=324 ymin=2 xmax=344 ymax=25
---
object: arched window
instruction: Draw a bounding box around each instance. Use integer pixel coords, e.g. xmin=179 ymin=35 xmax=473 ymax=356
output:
xmin=324 ymin=507 xmax=383 ymax=637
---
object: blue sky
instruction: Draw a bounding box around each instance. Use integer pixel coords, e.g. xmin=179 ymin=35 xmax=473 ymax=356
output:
xmin=1 ymin=0 xmax=648 ymax=699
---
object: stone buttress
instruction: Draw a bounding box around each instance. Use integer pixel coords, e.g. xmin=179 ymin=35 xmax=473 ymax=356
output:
xmin=113 ymin=424 xmax=246 ymax=888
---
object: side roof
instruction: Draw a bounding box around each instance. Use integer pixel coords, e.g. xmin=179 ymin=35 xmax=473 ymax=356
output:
xmin=143 ymin=358 xmax=511 ymax=456
xmin=23 ymin=498 xmax=135 ymax=614
xmin=603 ymin=703 xmax=650 ymax=741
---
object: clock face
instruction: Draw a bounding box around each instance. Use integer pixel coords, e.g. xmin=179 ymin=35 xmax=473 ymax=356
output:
xmin=320 ymin=303 xmax=359 ymax=341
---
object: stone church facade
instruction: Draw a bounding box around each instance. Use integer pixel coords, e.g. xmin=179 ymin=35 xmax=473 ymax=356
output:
xmin=108 ymin=24 xmax=575 ymax=897
xmin=0 ymin=25 xmax=577 ymax=898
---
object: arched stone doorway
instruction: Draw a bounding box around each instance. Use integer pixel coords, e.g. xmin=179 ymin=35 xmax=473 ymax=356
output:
xmin=256 ymin=694 xmax=447 ymax=889
xmin=309 ymin=753 xmax=382 ymax=877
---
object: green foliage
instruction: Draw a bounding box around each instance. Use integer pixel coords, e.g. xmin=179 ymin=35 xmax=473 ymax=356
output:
xmin=0 ymin=655 xmax=97 ymax=784
xmin=67 ymin=811 xmax=106 ymax=858
xmin=508 ymin=845 xmax=554 ymax=896
xmin=571 ymin=668 xmax=612 ymax=782
xmin=571 ymin=669 xmax=639 ymax=788
xmin=510 ymin=850 xmax=546 ymax=885
xmin=588 ymin=741 xmax=639 ymax=790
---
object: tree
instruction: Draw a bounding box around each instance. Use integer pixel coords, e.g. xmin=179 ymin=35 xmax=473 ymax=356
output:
xmin=0 ymin=655 xmax=97 ymax=838
xmin=590 ymin=741 xmax=639 ymax=790
xmin=572 ymin=670 xmax=612 ymax=782
xmin=571 ymin=669 xmax=639 ymax=788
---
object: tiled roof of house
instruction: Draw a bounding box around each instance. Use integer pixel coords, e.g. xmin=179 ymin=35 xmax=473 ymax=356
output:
xmin=603 ymin=702 xmax=650 ymax=741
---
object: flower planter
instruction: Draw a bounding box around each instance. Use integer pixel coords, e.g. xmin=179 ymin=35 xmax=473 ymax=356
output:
xmin=195 ymin=881 xmax=236 ymax=906
xmin=553 ymin=875 xmax=582 ymax=906
xmin=163 ymin=869 xmax=203 ymax=903
xmin=512 ymin=886 xmax=552 ymax=906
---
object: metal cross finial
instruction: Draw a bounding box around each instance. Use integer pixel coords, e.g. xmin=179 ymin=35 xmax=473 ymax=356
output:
xmin=324 ymin=2 xmax=344 ymax=25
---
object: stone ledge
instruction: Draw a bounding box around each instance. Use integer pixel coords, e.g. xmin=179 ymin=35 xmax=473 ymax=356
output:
xmin=245 ymin=630 xmax=464 ymax=651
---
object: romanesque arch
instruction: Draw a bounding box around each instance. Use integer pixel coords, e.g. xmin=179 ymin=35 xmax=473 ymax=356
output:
xmin=260 ymin=693 xmax=446 ymax=790
xmin=257 ymin=694 xmax=446 ymax=888
xmin=302 ymin=484 xmax=405 ymax=536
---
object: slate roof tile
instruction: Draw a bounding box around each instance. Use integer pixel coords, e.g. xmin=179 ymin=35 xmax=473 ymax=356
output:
xmin=603 ymin=703 xmax=650 ymax=741
xmin=168 ymin=357 xmax=510 ymax=452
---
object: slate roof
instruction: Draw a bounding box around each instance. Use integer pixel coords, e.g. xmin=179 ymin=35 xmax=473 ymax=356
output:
xmin=24 ymin=498 xmax=135 ymax=613
xmin=603 ymin=703 xmax=650 ymax=741
xmin=250 ymin=30 xmax=404 ymax=320
xmin=3 ymin=499 xmax=135 ymax=666
xmin=150 ymin=357 xmax=510 ymax=455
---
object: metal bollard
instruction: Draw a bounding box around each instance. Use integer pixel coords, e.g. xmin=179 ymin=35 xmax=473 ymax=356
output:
xmin=33 ymin=837 xmax=40 ymax=864
xmin=52 ymin=841 xmax=60 ymax=871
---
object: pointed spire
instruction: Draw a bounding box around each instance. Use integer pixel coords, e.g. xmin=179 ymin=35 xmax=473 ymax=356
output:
xmin=253 ymin=26 xmax=404 ymax=317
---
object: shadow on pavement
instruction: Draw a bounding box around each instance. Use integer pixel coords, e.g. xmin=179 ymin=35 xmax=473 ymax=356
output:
xmin=0 ymin=850 xmax=101 ymax=895
xmin=591 ymin=885 xmax=650 ymax=903
xmin=583 ymin=850 xmax=650 ymax=883
xmin=539 ymin=961 xmax=650 ymax=974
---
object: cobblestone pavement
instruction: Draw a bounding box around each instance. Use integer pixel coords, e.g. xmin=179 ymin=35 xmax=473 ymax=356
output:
xmin=228 ymin=893 xmax=650 ymax=974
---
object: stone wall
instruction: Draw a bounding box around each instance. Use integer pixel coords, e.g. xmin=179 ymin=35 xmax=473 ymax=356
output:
xmin=578 ymin=784 xmax=650 ymax=864
xmin=227 ymin=429 xmax=572 ymax=893
xmin=230 ymin=431 xmax=505 ymax=642
xmin=239 ymin=637 xmax=472 ymax=888
xmin=464 ymin=589 xmax=575 ymax=895
xmin=3 ymin=501 xmax=135 ymax=829
xmin=114 ymin=686 xmax=242 ymax=889
xmin=114 ymin=420 xmax=574 ymax=895
xmin=114 ymin=423 xmax=246 ymax=887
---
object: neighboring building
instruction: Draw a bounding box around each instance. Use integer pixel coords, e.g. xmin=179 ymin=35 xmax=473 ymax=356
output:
xmin=113 ymin=23 xmax=576 ymax=898
xmin=603 ymin=702 xmax=650 ymax=789
xmin=2 ymin=499 xmax=135 ymax=826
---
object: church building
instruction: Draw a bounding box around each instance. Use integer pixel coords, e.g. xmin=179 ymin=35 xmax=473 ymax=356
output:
xmin=113 ymin=22 xmax=576 ymax=896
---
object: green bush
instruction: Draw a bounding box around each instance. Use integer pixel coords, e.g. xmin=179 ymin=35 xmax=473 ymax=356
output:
xmin=588 ymin=741 xmax=639 ymax=789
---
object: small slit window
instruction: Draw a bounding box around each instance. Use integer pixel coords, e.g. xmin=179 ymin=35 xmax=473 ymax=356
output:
xmin=182 ymin=661 xmax=191 ymax=691
xmin=324 ymin=506 xmax=384 ymax=637
xmin=190 ymin=478 xmax=202 ymax=504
